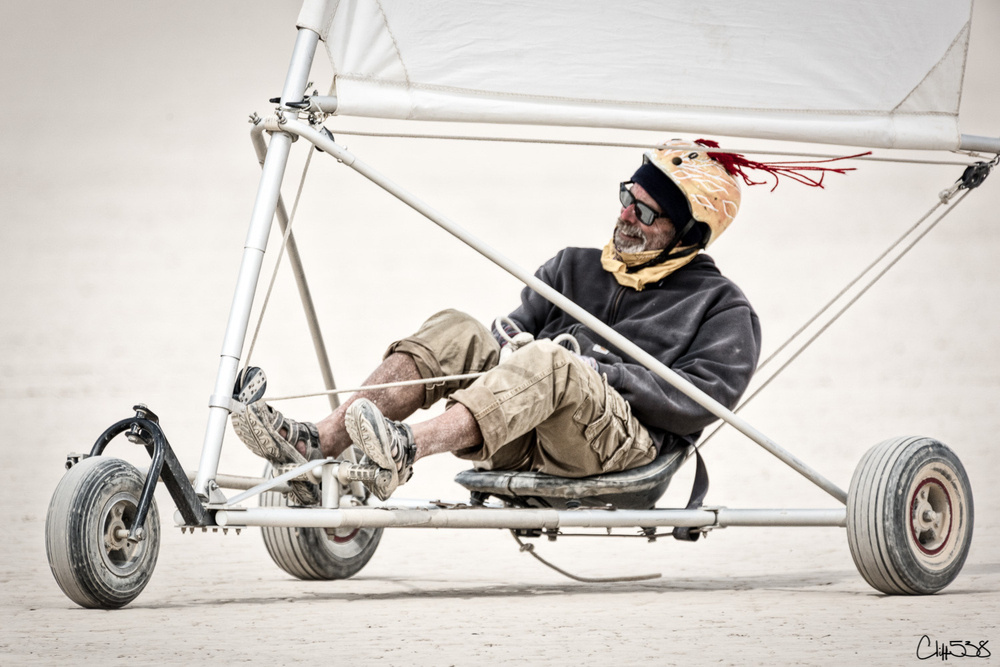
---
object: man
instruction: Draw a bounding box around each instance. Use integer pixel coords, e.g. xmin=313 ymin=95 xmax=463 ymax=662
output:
xmin=232 ymin=140 xmax=761 ymax=504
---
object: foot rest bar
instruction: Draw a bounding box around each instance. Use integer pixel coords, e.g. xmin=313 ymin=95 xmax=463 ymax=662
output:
xmin=220 ymin=460 xmax=381 ymax=508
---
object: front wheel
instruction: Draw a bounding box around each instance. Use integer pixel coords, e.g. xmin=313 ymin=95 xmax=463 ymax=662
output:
xmin=846 ymin=437 xmax=973 ymax=595
xmin=45 ymin=457 xmax=160 ymax=608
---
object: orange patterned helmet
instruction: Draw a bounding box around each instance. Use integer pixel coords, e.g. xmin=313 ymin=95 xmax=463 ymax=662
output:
xmin=643 ymin=139 xmax=742 ymax=248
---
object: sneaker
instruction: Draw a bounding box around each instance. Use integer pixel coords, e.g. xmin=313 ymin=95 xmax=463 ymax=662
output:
xmin=231 ymin=367 xmax=322 ymax=505
xmin=344 ymin=398 xmax=416 ymax=500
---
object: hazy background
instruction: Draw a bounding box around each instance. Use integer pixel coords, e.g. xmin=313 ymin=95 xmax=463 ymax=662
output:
xmin=1 ymin=2 xmax=997 ymax=664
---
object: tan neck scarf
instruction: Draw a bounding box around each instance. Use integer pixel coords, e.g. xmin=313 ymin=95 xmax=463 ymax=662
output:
xmin=600 ymin=239 xmax=699 ymax=291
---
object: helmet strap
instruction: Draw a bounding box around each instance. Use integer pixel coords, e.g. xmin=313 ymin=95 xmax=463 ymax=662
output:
xmin=625 ymin=218 xmax=699 ymax=274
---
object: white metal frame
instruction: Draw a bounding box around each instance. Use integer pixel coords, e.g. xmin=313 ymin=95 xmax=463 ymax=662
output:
xmin=189 ymin=7 xmax=993 ymax=535
xmin=202 ymin=460 xmax=846 ymax=532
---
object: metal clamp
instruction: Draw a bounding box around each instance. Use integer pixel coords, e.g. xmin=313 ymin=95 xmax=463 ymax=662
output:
xmin=262 ymin=112 xmax=299 ymax=141
xmin=208 ymin=393 xmax=237 ymax=412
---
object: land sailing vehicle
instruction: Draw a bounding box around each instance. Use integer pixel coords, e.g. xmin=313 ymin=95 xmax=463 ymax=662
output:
xmin=45 ymin=0 xmax=992 ymax=608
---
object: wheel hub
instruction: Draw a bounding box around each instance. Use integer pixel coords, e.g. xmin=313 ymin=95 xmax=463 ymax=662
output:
xmin=100 ymin=493 xmax=144 ymax=576
xmin=910 ymin=478 xmax=952 ymax=556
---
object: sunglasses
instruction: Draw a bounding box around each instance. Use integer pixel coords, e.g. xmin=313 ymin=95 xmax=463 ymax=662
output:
xmin=619 ymin=182 xmax=662 ymax=226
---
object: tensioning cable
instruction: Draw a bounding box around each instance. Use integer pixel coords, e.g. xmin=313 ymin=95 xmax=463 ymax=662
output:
xmin=326 ymin=128 xmax=980 ymax=166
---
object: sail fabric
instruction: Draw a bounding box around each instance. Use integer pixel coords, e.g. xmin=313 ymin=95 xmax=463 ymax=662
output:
xmin=319 ymin=0 xmax=973 ymax=150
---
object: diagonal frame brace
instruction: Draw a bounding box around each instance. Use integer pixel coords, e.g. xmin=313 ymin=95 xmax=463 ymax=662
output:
xmin=275 ymin=118 xmax=849 ymax=504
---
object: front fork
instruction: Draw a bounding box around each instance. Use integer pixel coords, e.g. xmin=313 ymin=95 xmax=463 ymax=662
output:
xmin=85 ymin=404 xmax=213 ymax=541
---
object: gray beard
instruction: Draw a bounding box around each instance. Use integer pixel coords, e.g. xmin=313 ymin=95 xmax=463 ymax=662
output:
xmin=613 ymin=220 xmax=649 ymax=253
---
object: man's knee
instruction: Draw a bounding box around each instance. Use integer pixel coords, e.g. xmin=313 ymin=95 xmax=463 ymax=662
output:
xmin=388 ymin=310 xmax=496 ymax=362
xmin=424 ymin=309 xmax=495 ymax=348
xmin=387 ymin=309 xmax=500 ymax=407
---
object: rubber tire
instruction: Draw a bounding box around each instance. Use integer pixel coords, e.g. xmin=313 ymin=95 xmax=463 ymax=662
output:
xmin=847 ymin=436 xmax=973 ymax=595
xmin=45 ymin=457 xmax=160 ymax=609
xmin=260 ymin=465 xmax=382 ymax=580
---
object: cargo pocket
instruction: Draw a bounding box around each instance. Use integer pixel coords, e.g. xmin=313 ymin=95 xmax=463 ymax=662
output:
xmin=580 ymin=375 xmax=636 ymax=470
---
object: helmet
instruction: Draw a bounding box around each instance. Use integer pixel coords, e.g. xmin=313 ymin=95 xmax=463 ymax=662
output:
xmin=643 ymin=139 xmax=741 ymax=247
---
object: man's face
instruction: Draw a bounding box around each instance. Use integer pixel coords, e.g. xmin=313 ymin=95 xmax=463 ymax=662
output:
xmin=613 ymin=183 xmax=677 ymax=253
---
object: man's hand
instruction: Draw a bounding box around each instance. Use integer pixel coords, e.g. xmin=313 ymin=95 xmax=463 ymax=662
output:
xmin=493 ymin=316 xmax=535 ymax=361
xmin=501 ymin=331 xmax=535 ymax=361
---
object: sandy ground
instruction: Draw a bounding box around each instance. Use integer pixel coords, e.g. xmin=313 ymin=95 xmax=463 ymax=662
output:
xmin=1 ymin=2 xmax=998 ymax=665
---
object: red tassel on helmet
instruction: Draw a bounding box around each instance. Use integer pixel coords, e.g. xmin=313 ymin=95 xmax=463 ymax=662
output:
xmin=694 ymin=138 xmax=871 ymax=192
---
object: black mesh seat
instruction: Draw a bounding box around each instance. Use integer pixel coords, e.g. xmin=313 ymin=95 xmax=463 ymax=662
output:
xmin=454 ymin=445 xmax=687 ymax=509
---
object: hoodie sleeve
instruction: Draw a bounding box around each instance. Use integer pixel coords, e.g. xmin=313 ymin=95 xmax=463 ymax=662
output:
xmin=599 ymin=302 xmax=761 ymax=436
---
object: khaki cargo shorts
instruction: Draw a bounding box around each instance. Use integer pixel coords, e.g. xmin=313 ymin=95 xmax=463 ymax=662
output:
xmin=386 ymin=309 xmax=656 ymax=478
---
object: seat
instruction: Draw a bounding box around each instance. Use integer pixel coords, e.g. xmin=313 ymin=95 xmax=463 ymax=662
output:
xmin=454 ymin=445 xmax=687 ymax=510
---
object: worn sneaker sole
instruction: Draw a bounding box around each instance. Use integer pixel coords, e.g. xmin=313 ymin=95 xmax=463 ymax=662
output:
xmin=344 ymin=400 xmax=400 ymax=500
xmin=273 ymin=463 xmax=321 ymax=506
xmin=231 ymin=402 xmax=318 ymax=505
xmin=231 ymin=402 xmax=306 ymax=466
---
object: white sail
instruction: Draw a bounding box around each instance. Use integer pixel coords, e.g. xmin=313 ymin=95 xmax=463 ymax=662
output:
xmin=312 ymin=0 xmax=973 ymax=150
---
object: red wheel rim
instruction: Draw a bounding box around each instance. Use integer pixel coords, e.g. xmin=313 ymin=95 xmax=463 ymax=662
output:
xmin=330 ymin=528 xmax=360 ymax=543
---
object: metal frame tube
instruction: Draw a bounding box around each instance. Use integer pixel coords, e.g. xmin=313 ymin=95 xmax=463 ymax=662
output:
xmin=193 ymin=27 xmax=321 ymax=498
xmin=221 ymin=458 xmax=331 ymax=507
xmin=716 ymin=508 xmax=845 ymax=527
xmin=307 ymin=95 xmax=338 ymax=113
xmin=277 ymin=119 xmax=850 ymax=504
xmin=959 ymin=134 xmax=1000 ymax=154
xmin=280 ymin=30 xmax=320 ymax=106
xmin=175 ymin=470 xmax=292 ymax=494
xmin=250 ymin=123 xmax=340 ymax=411
xmin=321 ymin=463 xmax=341 ymax=508
xmin=193 ymin=132 xmax=293 ymax=497
xmin=215 ymin=506 xmax=845 ymax=530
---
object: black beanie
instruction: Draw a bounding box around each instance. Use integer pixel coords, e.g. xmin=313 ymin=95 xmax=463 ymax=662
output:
xmin=630 ymin=162 xmax=691 ymax=229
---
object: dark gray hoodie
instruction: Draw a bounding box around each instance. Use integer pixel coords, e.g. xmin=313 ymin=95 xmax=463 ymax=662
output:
xmin=509 ymin=248 xmax=761 ymax=451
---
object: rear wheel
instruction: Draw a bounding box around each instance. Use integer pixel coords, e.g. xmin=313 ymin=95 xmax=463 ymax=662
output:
xmin=260 ymin=464 xmax=382 ymax=580
xmin=46 ymin=457 xmax=160 ymax=608
xmin=846 ymin=437 xmax=973 ymax=595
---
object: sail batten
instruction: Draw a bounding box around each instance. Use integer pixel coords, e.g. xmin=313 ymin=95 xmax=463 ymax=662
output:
xmin=319 ymin=0 xmax=974 ymax=150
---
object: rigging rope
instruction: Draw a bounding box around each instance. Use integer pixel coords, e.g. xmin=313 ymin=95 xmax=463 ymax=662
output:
xmin=266 ymin=372 xmax=486 ymax=402
xmin=510 ymin=531 xmax=661 ymax=583
xmin=697 ymin=188 xmax=975 ymax=450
